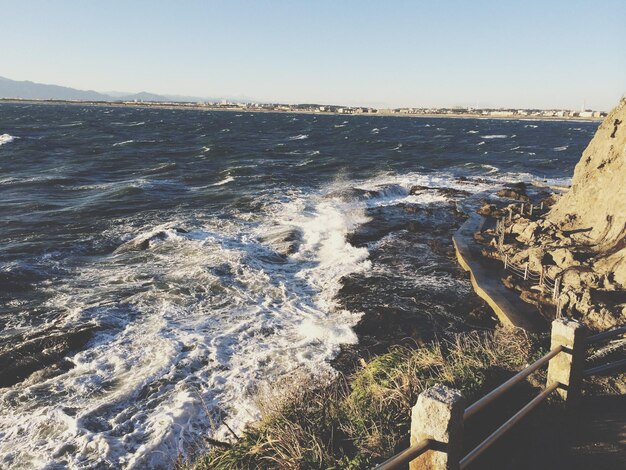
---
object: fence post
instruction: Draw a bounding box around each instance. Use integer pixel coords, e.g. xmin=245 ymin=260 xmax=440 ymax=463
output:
xmin=524 ymin=263 xmax=529 ymax=280
xmin=552 ymin=275 xmax=560 ymax=300
xmin=539 ymin=266 xmax=545 ymax=292
xmin=546 ymin=319 xmax=587 ymax=405
xmin=520 ymin=203 xmax=524 ymax=215
xmin=410 ymin=384 xmax=465 ymax=470
xmin=540 ymin=201 xmax=544 ymax=211
xmin=529 ymin=204 xmax=533 ymax=216
xmin=504 ymin=254 xmax=508 ymax=270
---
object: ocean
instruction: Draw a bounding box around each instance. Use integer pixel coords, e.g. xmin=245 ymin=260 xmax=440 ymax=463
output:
xmin=0 ymin=103 xmax=598 ymax=468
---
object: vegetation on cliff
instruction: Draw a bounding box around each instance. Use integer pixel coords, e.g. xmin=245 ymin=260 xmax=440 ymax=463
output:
xmin=184 ymin=328 xmax=536 ymax=469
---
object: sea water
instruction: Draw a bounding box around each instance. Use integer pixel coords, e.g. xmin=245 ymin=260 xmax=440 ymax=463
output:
xmin=0 ymin=103 xmax=597 ymax=468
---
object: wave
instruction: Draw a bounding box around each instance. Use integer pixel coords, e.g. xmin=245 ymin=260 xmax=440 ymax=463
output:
xmin=0 ymin=133 xmax=17 ymax=146
xmin=481 ymin=134 xmax=508 ymax=139
xmin=111 ymin=121 xmax=146 ymax=127
xmin=288 ymin=134 xmax=309 ymax=140
xmin=467 ymin=130 xmax=479 ymax=134
xmin=553 ymin=146 xmax=568 ymax=151
xmin=113 ymin=140 xmax=135 ymax=146
xmin=287 ymin=149 xmax=320 ymax=157
xmin=213 ymin=175 xmax=235 ymax=186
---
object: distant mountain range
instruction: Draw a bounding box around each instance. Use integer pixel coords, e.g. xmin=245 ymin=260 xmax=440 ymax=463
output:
xmin=0 ymin=76 xmax=228 ymax=103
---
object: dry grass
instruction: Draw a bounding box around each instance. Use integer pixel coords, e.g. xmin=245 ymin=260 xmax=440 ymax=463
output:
xmin=186 ymin=327 xmax=535 ymax=470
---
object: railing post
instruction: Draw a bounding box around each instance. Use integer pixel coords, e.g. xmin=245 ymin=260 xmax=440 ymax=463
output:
xmin=546 ymin=319 xmax=587 ymax=405
xmin=523 ymin=263 xmax=529 ymax=280
xmin=410 ymin=384 xmax=465 ymax=470
xmin=552 ymin=275 xmax=560 ymax=300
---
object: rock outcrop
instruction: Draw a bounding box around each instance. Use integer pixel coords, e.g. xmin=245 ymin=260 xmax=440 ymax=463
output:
xmin=548 ymin=98 xmax=626 ymax=286
xmin=478 ymin=99 xmax=626 ymax=330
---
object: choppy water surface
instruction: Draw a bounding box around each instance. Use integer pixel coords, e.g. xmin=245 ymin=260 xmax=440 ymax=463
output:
xmin=0 ymin=103 xmax=597 ymax=468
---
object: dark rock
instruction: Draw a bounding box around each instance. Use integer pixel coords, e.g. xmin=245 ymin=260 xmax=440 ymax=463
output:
xmin=0 ymin=324 xmax=100 ymax=388
xmin=258 ymin=227 xmax=302 ymax=255
xmin=409 ymin=185 xmax=470 ymax=198
xmin=496 ymin=188 xmax=530 ymax=202
xmin=325 ymin=188 xmax=380 ymax=201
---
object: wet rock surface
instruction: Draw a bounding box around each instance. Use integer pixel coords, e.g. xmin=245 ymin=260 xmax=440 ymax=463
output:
xmin=333 ymin=201 xmax=494 ymax=370
xmin=0 ymin=323 xmax=100 ymax=387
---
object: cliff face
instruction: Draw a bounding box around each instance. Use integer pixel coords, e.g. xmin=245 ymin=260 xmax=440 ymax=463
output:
xmin=483 ymin=99 xmax=626 ymax=330
xmin=548 ymin=98 xmax=626 ymax=286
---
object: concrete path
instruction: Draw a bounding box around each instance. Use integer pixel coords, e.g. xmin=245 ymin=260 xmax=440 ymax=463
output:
xmin=453 ymin=212 xmax=544 ymax=332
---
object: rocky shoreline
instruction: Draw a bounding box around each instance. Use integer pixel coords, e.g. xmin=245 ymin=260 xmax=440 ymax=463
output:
xmin=473 ymin=99 xmax=626 ymax=333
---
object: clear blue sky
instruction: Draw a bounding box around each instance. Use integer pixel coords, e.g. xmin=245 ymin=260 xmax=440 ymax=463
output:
xmin=2 ymin=0 xmax=625 ymax=110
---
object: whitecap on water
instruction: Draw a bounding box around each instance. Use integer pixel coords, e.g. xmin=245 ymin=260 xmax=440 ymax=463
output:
xmin=112 ymin=140 xmax=135 ymax=146
xmin=0 ymin=133 xmax=17 ymax=146
xmin=212 ymin=175 xmax=235 ymax=186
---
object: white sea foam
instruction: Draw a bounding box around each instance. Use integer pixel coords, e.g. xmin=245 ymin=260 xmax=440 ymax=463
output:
xmin=0 ymin=133 xmax=17 ymax=146
xmin=553 ymin=146 xmax=568 ymax=151
xmin=481 ymin=134 xmax=508 ymax=139
xmin=524 ymin=124 xmax=538 ymax=128
xmin=467 ymin=130 xmax=479 ymax=134
xmin=288 ymin=134 xmax=309 ymax=140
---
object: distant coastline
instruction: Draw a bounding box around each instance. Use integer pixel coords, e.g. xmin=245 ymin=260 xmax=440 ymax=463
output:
xmin=0 ymin=98 xmax=604 ymax=122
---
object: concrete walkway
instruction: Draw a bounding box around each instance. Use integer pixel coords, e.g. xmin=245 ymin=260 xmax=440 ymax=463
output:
xmin=452 ymin=213 xmax=544 ymax=332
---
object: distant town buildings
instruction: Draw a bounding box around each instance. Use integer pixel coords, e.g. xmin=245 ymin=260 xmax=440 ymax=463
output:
xmin=2 ymin=96 xmax=605 ymax=120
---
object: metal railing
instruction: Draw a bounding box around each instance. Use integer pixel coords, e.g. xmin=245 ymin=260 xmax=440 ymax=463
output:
xmin=583 ymin=325 xmax=626 ymax=378
xmin=463 ymin=345 xmax=562 ymax=420
xmin=375 ymin=321 xmax=626 ymax=469
xmin=459 ymin=382 xmax=559 ymax=469
xmin=374 ymin=340 xmax=563 ymax=470
xmin=375 ymin=439 xmax=433 ymax=470
xmin=492 ymin=201 xmax=570 ymax=315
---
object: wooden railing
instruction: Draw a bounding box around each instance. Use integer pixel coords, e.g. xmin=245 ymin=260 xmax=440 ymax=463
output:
xmin=375 ymin=320 xmax=626 ymax=470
